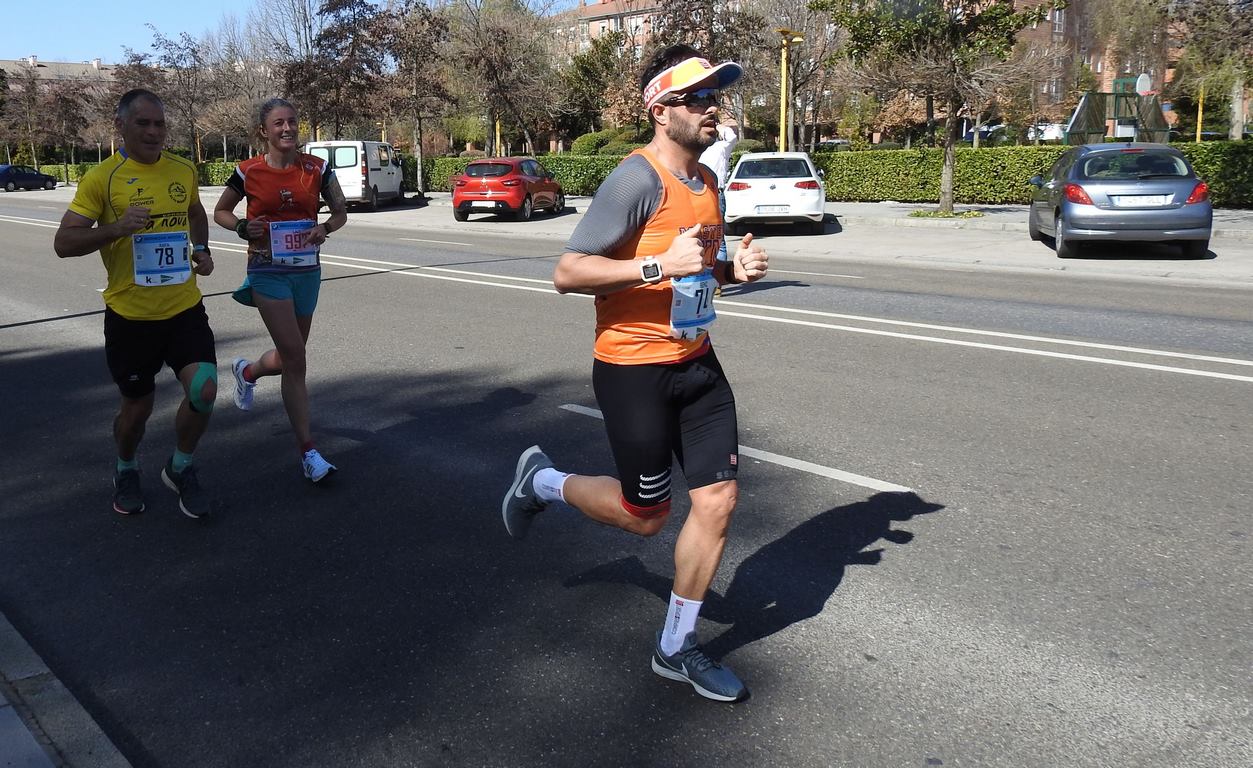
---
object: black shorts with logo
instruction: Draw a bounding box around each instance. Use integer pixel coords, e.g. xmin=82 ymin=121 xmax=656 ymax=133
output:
xmin=104 ymin=302 xmax=216 ymax=399
xmin=592 ymin=347 xmax=738 ymax=518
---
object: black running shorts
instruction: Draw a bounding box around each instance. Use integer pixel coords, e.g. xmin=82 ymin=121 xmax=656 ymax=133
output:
xmin=592 ymin=348 xmax=739 ymax=518
xmin=104 ymin=302 xmax=217 ymax=399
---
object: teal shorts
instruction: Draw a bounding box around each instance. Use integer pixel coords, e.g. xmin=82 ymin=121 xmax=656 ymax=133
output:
xmin=233 ymin=271 xmax=322 ymax=317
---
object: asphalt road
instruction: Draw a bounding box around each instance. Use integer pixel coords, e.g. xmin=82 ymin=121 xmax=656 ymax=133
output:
xmin=1 ymin=189 xmax=1250 ymax=768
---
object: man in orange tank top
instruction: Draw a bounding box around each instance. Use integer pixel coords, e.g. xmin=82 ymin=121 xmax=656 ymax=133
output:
xmin=502 ymin=44 xmax=769 ymax=702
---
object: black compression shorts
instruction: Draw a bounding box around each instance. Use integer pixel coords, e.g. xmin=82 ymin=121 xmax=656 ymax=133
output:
xmin=592 ymin=348 xmax=739 ymax=518
xmin=104 ymin=302 xmax=217 ymax=399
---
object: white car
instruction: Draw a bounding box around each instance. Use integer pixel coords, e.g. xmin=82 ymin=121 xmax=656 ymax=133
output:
xmin=723 ymin=151 xmax=826 ymax=235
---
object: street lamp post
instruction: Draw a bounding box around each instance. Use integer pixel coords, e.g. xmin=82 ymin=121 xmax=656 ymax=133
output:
xmin=777 ymin=28 xmax=804 ymax=152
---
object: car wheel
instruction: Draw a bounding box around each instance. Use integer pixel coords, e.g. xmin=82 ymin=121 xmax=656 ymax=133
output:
xmin=367 ymin=186 xmax=379 ymax=211
xmin=453 ymin=208 xmax=468 ymax=222
xmin=517 ymin=196 xmax=533 ymax=221
xmin=44 ymin=179 xmax=55 ymax=190
xmin=4 ymin=182 xmax=14 ymax=192
xmin=550 ymin=192 xmax=564 ymax=215
xmin=1182 ymin=239 xmax=1209 ymax=259
xmin=1054 ymin=213 xmax=1080 ymax=258
xmin=1027 ymin=209 xmax=1042 ymax=241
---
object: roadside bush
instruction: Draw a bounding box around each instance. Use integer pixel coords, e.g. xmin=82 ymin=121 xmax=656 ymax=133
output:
xmin=1175 ymin=141 xmax=1253 ymax=208
xmin=570 ymin=129 xmax=615 ymax=155
xmin=537 ymin=155 xmax=623 ymax=195
xmin=428 ymin=157 xmax=472 ymax=192
xmin=735 ymin=139 xmax=764 ymax=155
xmin=39 ymin=163 xmax=96 ymax=182
xmin=459 ymin=149 xmax=486 ymax=158
xmin=598 ymin=141 xmax=644 ymax=156
xmin=198 ymin=162 xmax=236 ymax=186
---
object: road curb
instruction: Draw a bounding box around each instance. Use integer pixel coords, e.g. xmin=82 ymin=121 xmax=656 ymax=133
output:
xmin=0 ymin=613 xmax=132 ymax=768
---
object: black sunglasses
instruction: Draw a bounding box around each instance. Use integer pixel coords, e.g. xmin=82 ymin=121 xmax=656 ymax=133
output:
xmin=662 ymin=88 xmax=721 ymax=109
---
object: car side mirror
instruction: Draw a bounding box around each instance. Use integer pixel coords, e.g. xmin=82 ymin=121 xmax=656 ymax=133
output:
xmin=1028 ymin=175 xmax=1044 ymax=187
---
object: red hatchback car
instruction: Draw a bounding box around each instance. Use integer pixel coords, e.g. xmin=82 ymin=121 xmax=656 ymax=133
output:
xmin=451 ymin=157 xmax=565 ymax=221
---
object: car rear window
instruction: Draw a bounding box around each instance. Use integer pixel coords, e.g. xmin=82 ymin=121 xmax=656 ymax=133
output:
xmin=1076 ymin=151 xmax=1187 ymax=180
xmin=735 ymin=159 xmax=813 ymax=179
xmin=308 ymin=146 xmax=359 ymax=169
xmin=465 ymin=163 xmax=512 ymax=178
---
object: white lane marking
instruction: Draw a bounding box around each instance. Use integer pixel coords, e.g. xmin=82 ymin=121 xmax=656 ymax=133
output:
xmin=717 ymin=308 xmax=1253 ymax=383
xmin=37 ymin=205 xmax=57 ymax=210
xmin=723 ymin=298 xmax=1253 ymax=368
xmin=0 ymin=214 xmax=58 ymax=228
xmin=559 ymin=403 xmax=913 ymax=493
xmin=767 ymin=268 xmax=864 ymax=279
xmin=206 ymin=243 xmax=1253 ymax=382
xmin=398 ymin=237 xmax=475 ymax=246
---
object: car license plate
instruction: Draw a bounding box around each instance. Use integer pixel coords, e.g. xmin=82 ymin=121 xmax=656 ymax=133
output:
xmin=756 ymin=205 xmax=789 ymax=214
xmin=470 ymin=201 xmax=496 ymax=210
xmin=1113 ymin=195 xmax=1168 ymax=207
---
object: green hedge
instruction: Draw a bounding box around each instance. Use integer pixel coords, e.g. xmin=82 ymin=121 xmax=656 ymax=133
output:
xmin=1175 ymin=141 xmax=1253 ymax=208
xmin=570 ymin=130 xmax=616 ymax=156
xmin=812 ymin=142 xmax=1251 ymax=206
xmin=198 ymin=162 xmax=236 ymax=186
xmin=38 ymin=163 xmax=97 ymax=182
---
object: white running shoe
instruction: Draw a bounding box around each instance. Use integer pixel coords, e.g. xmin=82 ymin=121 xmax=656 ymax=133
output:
xmin=302 ymin=449 xmax=337 ymax=483
xmin=231 ymin=358 xmax=256 ymax=411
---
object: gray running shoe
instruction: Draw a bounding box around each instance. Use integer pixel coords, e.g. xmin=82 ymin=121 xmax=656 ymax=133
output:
xmin=501 ymin=445 xmax=553 ymax=539
xmin=651 ymin=631 xmax=748 ymax=702
xmin=231 ymin=358 xmax=255 ymax=411
xmin=112 ymin=468 xmax=145 ymax=515
xmin=161 ymin=460 xmax=209 ymax=519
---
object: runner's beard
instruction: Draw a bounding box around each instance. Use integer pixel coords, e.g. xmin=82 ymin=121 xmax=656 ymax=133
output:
xmin=666 ymin=117 xmax=716 ymax=153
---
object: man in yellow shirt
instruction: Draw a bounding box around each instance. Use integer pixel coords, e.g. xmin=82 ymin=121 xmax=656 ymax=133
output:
xmin=54 ymin=89 xmax=217 ymax=519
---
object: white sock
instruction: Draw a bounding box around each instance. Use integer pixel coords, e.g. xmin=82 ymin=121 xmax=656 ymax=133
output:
xmin=533 ymin=467 xmax=568 ymax=503
xmin=659 ymin=592 xmax=703 ymax=656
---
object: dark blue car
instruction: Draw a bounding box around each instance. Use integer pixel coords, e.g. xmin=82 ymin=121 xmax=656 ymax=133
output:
xmin=0 ymin=164 xmax=57 ymax=192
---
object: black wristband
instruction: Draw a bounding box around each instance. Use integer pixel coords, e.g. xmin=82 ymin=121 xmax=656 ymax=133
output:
xmin=235 ymin=219 xmax=250 ymax=240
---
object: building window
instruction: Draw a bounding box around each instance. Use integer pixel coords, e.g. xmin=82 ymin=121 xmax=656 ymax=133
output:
xmin=1053 ymin=8 xmax=1065 ymax=33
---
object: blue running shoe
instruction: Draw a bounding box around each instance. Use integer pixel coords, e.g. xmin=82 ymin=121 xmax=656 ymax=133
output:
xmin=112 ymin=468 xmax=145 ymax=515
xmin=651 ymin=631 xmax=748 ymax=702
xmin=502 ymin=445 xmax=553 ymax=539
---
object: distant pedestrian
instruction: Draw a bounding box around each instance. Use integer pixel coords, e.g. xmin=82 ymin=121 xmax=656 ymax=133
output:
xmin=53 ymin=88 xmax=218 ymax=519
xmin=699 ymin=116 xmax=739 ymax=263
xmin=213 ymin=98 xmax=347 ymax=483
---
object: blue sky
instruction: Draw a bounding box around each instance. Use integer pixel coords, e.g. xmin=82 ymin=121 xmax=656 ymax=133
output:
xmin=1 ymin=1 xmax=260 ymax=63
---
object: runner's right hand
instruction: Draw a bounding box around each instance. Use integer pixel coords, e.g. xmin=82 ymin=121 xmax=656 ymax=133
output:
xmin=661 ymin=225 xmax=706 ymax=278
xmin=114 ymin=206 xmax=150 ymax=237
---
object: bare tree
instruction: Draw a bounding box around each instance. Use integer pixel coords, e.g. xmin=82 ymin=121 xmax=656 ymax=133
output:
xmin=381 ymin=0 xmax=454 ymax=191
xmin=450 ymin=1 xmax=560 ymax=154
xmin=148 ymin=26 xmax=213 ymax=160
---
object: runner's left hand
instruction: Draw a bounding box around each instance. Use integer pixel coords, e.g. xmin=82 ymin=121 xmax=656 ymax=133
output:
xmin=732 ymin=233 xmax=767 ymax=283
xmin=192 ymin=250 xmax=214 ymax=276
xmin=305 ymin=224 xmax=329 ymax=247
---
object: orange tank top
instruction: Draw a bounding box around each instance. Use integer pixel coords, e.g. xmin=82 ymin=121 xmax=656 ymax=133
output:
xmin=593 ymin=148 xmax=723 ymax=365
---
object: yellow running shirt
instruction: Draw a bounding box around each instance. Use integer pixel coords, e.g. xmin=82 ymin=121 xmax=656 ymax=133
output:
xmin=69 ymin=150 xmax=203 ymax=320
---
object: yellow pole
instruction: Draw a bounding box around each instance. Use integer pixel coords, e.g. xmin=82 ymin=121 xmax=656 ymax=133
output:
xmin=495 ymin=119 xmax=502 ymax=156
xmin=779 ymin=40 xmax=789 ymax=152
xmin=1195 ymin=84 xmax=1205 ymax=143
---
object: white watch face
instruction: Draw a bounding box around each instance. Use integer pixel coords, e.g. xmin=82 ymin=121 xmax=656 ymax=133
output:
xmin=642 ymin=261 xmax=661 ymax=281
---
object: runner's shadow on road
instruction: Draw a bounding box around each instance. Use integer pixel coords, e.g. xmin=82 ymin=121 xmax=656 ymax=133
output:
xmin=718 ymin=278 xmax=809 ymax=298
xmin=563 ymin=491 xmax=944 ymax=658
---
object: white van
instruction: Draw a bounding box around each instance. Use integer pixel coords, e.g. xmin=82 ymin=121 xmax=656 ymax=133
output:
xmin=304 ymin=140 xmax=404 ymax=210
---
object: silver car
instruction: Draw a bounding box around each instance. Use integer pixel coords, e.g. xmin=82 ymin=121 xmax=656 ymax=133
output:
xmin=1027 ymin=143 xmax=1212 ymax=258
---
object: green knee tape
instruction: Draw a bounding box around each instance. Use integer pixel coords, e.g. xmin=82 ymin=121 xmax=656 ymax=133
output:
xmin=188 ymin=362 xmax=218 ymax=413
